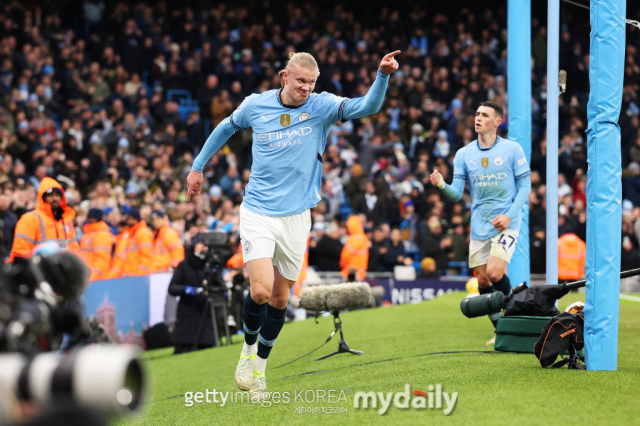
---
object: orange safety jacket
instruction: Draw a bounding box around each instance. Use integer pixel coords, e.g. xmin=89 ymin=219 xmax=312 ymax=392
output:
xmin=122 ymin=221 xmax=154 ymax=276
xmin=79 ymin=221 xmax=114 ymax=281
xmin=9 ymin=177 xmax=79 ymax=262
xmin=226 ymin=243 xmax=244 ymax=269
xmin=152 ymin=223 xmax=185 ymax=272
xmin=108 ymin=231 xmax=129 ymax=279
xmin=558 ymin=233 xmax=586 ymax=281
xmin=340 ymin=216 xmax=369 ymax=281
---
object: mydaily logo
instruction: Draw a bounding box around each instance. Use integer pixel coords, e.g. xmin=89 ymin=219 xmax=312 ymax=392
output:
xmin=353 ymin=384 xmax=458 ymax=415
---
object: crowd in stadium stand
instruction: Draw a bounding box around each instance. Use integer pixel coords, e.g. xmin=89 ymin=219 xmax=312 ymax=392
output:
xmin=0 ymin=1 xmax=640 ymax=278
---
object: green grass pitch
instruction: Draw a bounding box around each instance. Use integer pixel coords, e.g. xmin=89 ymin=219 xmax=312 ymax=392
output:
xmin=117 ymin=292 xmax=640 ymax=426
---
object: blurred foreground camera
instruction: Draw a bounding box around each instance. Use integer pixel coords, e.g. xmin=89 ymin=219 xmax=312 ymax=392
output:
xmin=0 ymin=251 xmax=146 ymax=424
xmin=0 ymin=345 xmax=144 ymax=417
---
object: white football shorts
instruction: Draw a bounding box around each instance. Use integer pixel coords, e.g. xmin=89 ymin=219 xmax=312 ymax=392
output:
xmin=239 ymin=203 xmax=311 ymax=281
xmin=469 ymin=229 xmax=519 ymax=268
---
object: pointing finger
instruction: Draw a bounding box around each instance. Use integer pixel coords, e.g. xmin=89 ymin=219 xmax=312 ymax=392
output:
xmin=383 ymin=50 xmax=401 ymax=60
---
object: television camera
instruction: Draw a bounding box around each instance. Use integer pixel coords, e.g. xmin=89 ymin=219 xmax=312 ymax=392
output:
xmin=0 ymin=251 xmax=145 ymax=424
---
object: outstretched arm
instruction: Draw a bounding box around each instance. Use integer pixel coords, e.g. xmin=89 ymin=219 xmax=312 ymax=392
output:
xmin=430 ymin=170 xmax=465 ymax=202
xmin=187 ymin=118 xmax=237 ymax=200
xmin=187 ymin=95 xmax=255 ymax=200
xmin=191 ymin=118 xmax=237 ymax=173
xmin=340 ymin=51 xmax=400 ymax=121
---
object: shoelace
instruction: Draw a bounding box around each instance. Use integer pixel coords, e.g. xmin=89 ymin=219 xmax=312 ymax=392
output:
xmin=238 ymin=357 xmax=253 ymax=377
xmin=254 ymin=375 xmax=267 ymax=392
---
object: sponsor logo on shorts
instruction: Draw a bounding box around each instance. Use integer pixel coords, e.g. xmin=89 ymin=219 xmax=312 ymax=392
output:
xmin=244 ymin=241 xmax=252 ymax=254
xmin=494 ymin=156 xmax=503 ymax=166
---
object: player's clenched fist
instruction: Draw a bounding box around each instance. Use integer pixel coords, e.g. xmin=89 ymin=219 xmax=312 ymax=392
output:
xmin=430 ymin=169 xmax=446 ymax=189
xmin=379 ymin=51 xmax=401 ymax=75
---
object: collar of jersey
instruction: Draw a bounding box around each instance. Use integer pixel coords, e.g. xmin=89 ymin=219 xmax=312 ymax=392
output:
xmin=277 ymin=88 xmax=310 ymax=109
xmin=476 ymin=136 xmax=501 ymax=151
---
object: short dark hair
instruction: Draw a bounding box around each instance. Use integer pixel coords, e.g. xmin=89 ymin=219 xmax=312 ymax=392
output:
xmin=478 ymin=101 xmax=504 ymax=119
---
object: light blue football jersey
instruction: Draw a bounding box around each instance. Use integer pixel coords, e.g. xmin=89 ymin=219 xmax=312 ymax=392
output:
xmin=452 ymin=137 xmax=531 ymax=240
xmin=231 ymin=89 xmax=347 ymax=216
xmin=193 ymin=70 xmax=389 ymax=217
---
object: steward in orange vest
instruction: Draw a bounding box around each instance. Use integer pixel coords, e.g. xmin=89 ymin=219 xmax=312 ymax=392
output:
xmin=79 ymin=208 xmax=114 ymax=281
xmin=557 ymin=232 xmax=586 ymax=281
xmin=108 ymin=221 xmax=129 ymax=279
xmin=340 ymin=215 xmax=369 ymax=281
xmin=122 ymin=208 xmax=154 ymax=276
xmin=150 ymin=210 xmax=185 ymax=272
xmin=9 ymin=177 xmax=79 ymax=262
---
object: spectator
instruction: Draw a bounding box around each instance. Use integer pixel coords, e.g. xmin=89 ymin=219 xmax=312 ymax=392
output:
xmin=557 ymin=232 xmax=587 ymax=282
xmin=340 ymin=215 xmax=369 ymax=281
xmin=530 ymin=227 xmax=547 ymax=275
xmin=79 ymin=208 xmax=114 ymax=281
xmin=9 ymin=177 xmax=79 ymax=262
xmin=122 ymin=208 xmax=154 ymax=276
xmin=419 ymin=216 xmax=452 ymax=273
xmin=310 ymin=222 xmax=343 ymax=272
xmin=385 ymin=228 xmax=413 ymax=271
xmin=108 ymin=220 xmax=129 ymax=279
xmin=0 ymin=193 xmax=17 ymax=259
xmin=368 ymin=226 xmax=389 ymax=272
xmin=417 ymin=257 xmax=440 ymax=279
xmin=150 ymin=209 xmax=185 ymax=272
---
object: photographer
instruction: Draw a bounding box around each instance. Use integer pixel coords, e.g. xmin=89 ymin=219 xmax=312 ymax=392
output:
xmin=167 ymin=234 xmax=215 ymax=354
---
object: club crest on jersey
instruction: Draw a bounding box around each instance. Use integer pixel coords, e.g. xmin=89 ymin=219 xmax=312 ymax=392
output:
xmin=494 ymin=156 xmax=504 ymax=166
xmin=280 ymin=114 xmax=291 ymax=127
xmin=481 ymin=157 xmax=489 ymax=168
xmin=299 ymin=113 xmax=310 ymax=122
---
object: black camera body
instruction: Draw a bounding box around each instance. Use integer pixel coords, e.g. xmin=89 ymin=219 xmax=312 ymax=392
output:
xmin=0 ymin=252 xmax=146 ymax=421
xmin=200 ymin=230 xmax=233 ymax=295
xmin=0 ymin=254 xmax=89 ymax=355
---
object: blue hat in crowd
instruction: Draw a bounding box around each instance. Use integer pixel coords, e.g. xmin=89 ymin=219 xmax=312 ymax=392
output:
xmin=127 ymin=207 xmax=141 ymax=222
xmin=150 ymin=209 xmax=165 ymax=220
xmin=125 ymin=183 xmax=138 ymax=195
xmin=190 ymin=233 xmax=205 ymax=251
xmin=118 ymin=137 xmax=130 ymax=148
xmin=87 ymin=208 xmax=103 ymax=221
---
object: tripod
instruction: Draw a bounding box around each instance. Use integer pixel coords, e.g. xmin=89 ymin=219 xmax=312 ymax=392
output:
xmin=192 ymin=289 xmax=232 ymax=350
xmin=314 ymin=311 xmax=363 ymax=361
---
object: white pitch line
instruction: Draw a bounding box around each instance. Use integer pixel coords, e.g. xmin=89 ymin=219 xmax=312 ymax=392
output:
xmin=620 ymin=294 xmax=640 ymax=303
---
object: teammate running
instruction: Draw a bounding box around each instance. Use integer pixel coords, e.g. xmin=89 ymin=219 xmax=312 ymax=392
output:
xmin=430 ymin=101 xmax=531 ymax=332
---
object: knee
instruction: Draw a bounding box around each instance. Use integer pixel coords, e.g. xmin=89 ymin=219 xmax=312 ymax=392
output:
xmin=486 ymin=267 xmax=504 ymax=283
xmin=269 ymin=293 xmax=289 ymax=310
xmin=476 ymin=272 xmax=491 ymax=289
xmin=250 ymin=283 xmax=272 ymax=305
